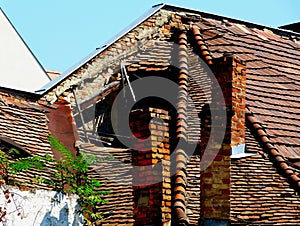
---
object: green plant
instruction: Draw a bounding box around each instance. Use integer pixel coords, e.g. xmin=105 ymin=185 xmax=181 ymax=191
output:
xmin=0 ymin=136 xmax=109 ymax=225
xmin=0 ymin=148 xmax=49 ymax=223
xmin=47 ymin=135 xmax=109 ymax=224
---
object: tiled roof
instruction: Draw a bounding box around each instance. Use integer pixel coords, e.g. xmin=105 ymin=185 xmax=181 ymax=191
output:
xmin=186 ymin=154 xmax=201 ymax=225
xmin=77 ymin=143 xmax=134 ymax=225
xmin=231 ymin=127 xmax=300 ymax=225
xmin=0 ymin=91 xmax=57 ymax=190
xmin=0 ymin=92 xmax=51 ymax=156
xmin=196 ymin=17 xmax=300 ymax=188
xmin=29 ymin=4 xmax=300 ymax=224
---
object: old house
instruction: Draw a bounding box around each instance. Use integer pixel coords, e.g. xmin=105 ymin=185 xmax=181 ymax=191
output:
xmin=1 ymin=3 xmax=300 ymax=226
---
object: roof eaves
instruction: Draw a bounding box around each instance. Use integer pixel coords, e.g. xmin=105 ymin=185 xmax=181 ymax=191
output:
xmin=36 ymin=3 xmax=166 ymax=95
xmin=0 ymin=136 xmax=32 ymax=156
xmin=0 ymin=86 xmax=42 ymax=100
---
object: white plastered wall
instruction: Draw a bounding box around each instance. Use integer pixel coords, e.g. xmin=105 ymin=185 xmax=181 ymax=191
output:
xmin=0 ymin=187 xmax=82 ymax=226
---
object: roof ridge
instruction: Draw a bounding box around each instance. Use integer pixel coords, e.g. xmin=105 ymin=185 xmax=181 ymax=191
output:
xmin=36 ymin=4 xmax=165 ymax=95
xmin=37 ymin=4 xmax=300 ymax=97
xmin=162 ymin=4 xmax=300 ymax=37
xmin=246 ymin=109 xmax=300 ymax=192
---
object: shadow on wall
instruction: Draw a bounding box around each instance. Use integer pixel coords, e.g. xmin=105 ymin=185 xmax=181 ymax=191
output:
xmin=39 ymin=192 xmax=82 ymax=226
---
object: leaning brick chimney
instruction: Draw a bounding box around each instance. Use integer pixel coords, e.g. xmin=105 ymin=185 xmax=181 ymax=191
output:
xmin=130 ymin=107 xmax=172 ymax=226
xmin=200 ymin=55 xmax=246 ymax=225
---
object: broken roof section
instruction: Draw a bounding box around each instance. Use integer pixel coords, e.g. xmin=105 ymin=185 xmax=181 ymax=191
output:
xmin=37 ymin=3 xmax=165 ymax=95
xmin=37 ymin=3 xmax=300 ymax=96
xmin=0 ymin=9 xmax=50 ymax=93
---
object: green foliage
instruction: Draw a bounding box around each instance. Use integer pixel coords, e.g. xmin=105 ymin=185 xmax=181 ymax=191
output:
xmin=48 ymin=135 xmax=109 ymax=224
xmin=0 ymin=148 xmax=50 ymax=223
xmin=0 ymin=149 xmax=49 ymax=185
xmin=0 ymin=136 xmax=109 ymax=224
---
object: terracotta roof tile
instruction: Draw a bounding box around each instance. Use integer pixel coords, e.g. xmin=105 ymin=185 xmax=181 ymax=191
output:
xmin=231 ymin=127 xmax=300 ymax=225
xmin=198 ymin=16 xmax=300 ymax=189
xmin=0 ymin=93 xmax=51 ymax=156
xmin=37 ymin=6 xmax=300 ymax=224
xmin=78 ymin=143 xmax=134 ymax=225
xmin=186 ymin=154 xmax=201 ymax=225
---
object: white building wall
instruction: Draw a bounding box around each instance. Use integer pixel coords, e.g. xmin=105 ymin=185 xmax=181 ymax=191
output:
xmin=0 ymin=186 xmax=82 ymax=226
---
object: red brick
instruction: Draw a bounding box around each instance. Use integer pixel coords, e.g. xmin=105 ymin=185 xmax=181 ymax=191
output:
xmin=203 ymin=207 xmax=213 ymax=212
xmin=222 ymin=189 xmax=230 ymax=195
xmin=214 ymin=155 xmax=223 ymax=161
xmin=222 ymin=178 xmax=230 ymax=184
xmin=203 ymin=172 xmax=213 ymax=178
xmin=204 ymin=184 xmax=212 ymax=189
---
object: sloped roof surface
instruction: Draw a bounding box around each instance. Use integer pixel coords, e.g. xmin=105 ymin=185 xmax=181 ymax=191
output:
xmin=78 ymin=143 xmax=134 ymax=225
xmin=0 ymin=9 xmax=50 ymax=93
xmin=0 ymin=91 xmax=56 ymax=190
xmin=36 ymin=4 xmax=300 ymax=225
xmin=0 ymin=92 xmax=51 ymax=155
xmin=231 ymin=128 xmax=300 ymax=224
xmin=195 ymin=16 xmax=300 ymax=177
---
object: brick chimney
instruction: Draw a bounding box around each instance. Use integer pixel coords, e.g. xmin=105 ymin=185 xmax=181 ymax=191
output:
xmin=130 ymin=107 xmax=172 ymax=226
xmin=200 ymin=55 xmax=246 ymax=225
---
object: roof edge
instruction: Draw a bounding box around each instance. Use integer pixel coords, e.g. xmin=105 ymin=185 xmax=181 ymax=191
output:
xmin=162 ymin=4 xmax=300 ymax=37
xmin=246 ymin=110 xmax=300 ymax=192
xmin=0 ymin=86 xmax=42 ymax=99
xmin=0 ymin=8 xmax=51 ymax=89
xmin=37 ymin=3 xmax=300 ymax=96
xmin=36 ymin=3 xmax=166 ymax=95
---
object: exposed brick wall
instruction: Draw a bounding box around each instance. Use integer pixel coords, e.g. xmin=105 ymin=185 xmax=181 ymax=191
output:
xmin=213 ymin=55 xmax=246 ymax=147
xmin=130 ymin=108 xmax=171 ymax=225
xmin=200 ymin=55 xmax=246 ymax=222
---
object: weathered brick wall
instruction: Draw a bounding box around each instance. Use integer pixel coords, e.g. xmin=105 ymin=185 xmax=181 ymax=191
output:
xmin=200 ymin=55 xmax=246 ymax=222
xmin=213 ymin=56 xmax=246 ymax=146
xmin=130 ymin=107 xmax=171 ymax=225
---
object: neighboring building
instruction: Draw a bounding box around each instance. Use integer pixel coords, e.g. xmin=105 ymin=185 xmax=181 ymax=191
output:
xmin=0 ymin=8 xmax=80 ymax=225
xmin=46 ymin=70 xmax=62 ymax=80
xmin=1 ymin=3 xmax=300 ymax=226
xmin=0 ymin=9 xmax=50 ymax=93
xmin=280 ymin=22 xmax=300 ymax=33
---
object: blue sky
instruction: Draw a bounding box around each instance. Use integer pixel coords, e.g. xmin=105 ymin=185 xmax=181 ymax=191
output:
xmin=1 ymin=0 xmax=300 ymax=72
